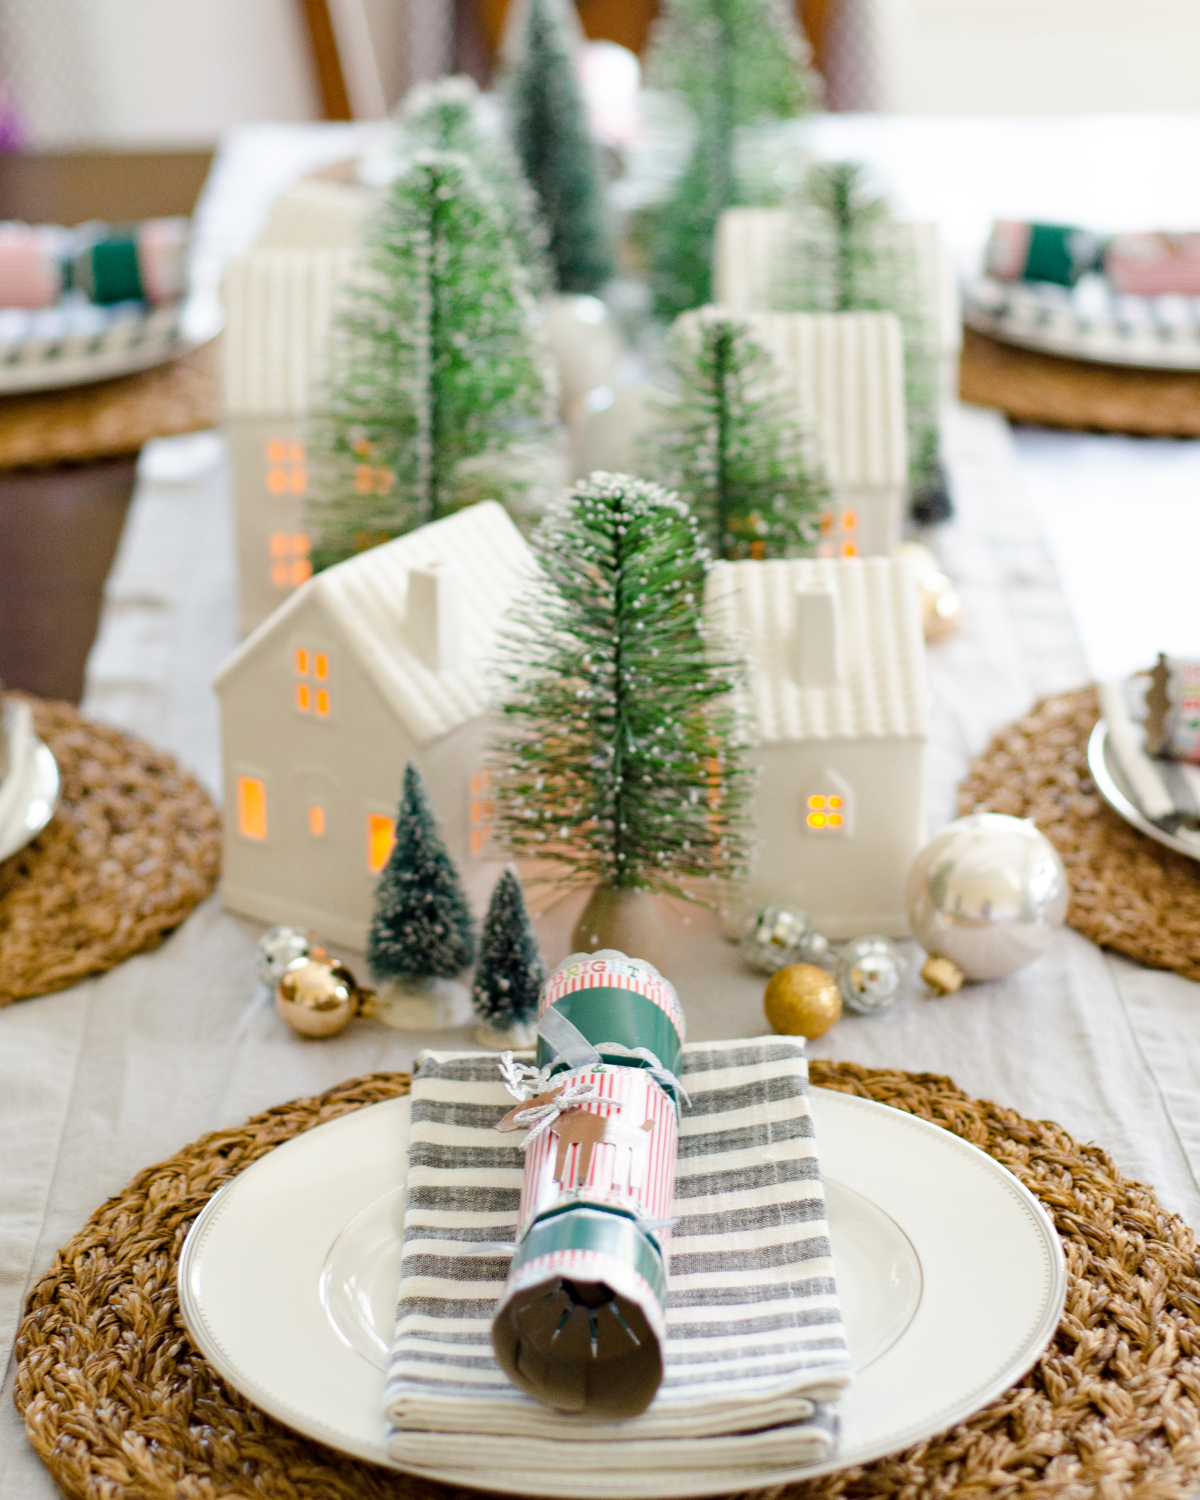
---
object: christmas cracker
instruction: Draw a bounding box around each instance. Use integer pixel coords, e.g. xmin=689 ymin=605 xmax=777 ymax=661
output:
xmin=491 ymin=950 xmax=686 ymax=1419
xmin=985 ymin=219 xmax=1104 ymax=288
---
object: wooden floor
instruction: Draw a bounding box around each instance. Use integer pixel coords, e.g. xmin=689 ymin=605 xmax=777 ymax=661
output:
xmin=0 ymin=151 xmax=212 ymax=704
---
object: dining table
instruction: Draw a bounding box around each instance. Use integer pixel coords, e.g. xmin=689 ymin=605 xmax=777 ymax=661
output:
xmin=3 ymin=112 xmax=1200 ymax=1499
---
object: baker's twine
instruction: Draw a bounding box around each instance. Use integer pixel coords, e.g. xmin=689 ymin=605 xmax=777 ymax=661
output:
xmin=960 ymin=686 xmax=1200 ymax=982
xmin=0 ymin=696 xmax=221 ymax=1004
xmin=15 ymin=1062 xmax=1200 ymax=1500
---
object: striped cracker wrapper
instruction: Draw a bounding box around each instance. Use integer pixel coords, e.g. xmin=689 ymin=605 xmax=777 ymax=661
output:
xmin=492 ymin=951 xmax=685 ymax=1418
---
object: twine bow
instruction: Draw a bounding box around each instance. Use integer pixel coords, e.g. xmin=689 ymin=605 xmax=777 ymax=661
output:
xmin=510 ymin=1078 xmax=613 ymax=1150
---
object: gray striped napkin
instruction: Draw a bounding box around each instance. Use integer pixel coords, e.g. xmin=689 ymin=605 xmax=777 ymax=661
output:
xmin=384 ymin=1036 xmax=852 ymax=1485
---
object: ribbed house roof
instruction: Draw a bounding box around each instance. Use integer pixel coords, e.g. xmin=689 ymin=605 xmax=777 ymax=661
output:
xmin=214 ymin=502 xmax=535 ymax=746
xmin=706 ymin=556 xmax=928 ymax=742
xmin=220 ymin=247 xmax=354 ymax=417
xmin=735 ymin=310 xmax=908 ymax=489
xmin=254 ymin=180 xmax=368 ymax=252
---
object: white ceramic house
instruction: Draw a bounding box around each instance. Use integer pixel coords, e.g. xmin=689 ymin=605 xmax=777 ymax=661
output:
xmin=707 ymin=555 xmax=928 ymax=937
xmin=722 ymin=310 xmax=909 ymax=559
xmin=214 ymin=501 xmax=532 ymax=950
xmin=221 ymin=246 xmax=354 ymax=636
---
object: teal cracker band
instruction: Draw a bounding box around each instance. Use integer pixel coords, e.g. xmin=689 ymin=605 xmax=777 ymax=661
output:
xmin=536 ymin=986 xmax=683 ymax=1078
xmin=512 ymin=1205 xmax=668 ymax=1303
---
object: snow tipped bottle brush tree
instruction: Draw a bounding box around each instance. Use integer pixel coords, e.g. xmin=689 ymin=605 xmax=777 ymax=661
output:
xmin=504 ymin=0 xmax=614 ymax=295
xmin=473 ymin=865 xmax=546 ymax=1049
xmin=776 ymin=160 xmax=951 ymax=523
xmin=367 ymin=762 xmax=477 ymax=1029
xmin=641 ymin=0 xmax=820 ymax=321
xmin=490 ymin=473 xmax=754 ymax=969
xmin=393 ymin=75 xmax=551 ymax=297
xmin=305 ymin=150 xmax=556 ymax=570
xmin=645 ymin=309 xmax=827 ymax=559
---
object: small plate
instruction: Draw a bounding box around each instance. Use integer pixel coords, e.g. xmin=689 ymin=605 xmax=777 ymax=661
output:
xmin=179 ymin=1088 xmax=1065 ymax=1497
xmin=0 ymin=739 xmax=59 ymax=863
xmin=1087 ymin=720 xmax=1200 ymax=863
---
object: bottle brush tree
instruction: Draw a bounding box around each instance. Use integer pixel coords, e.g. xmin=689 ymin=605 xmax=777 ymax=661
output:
xmin=504 ymin=0 xmax=614 ymax=295
xmin=777 ymin=160 xmax=950 ymax=522
xmin=642 ymin=0 xmax=820 ymax=320
xmin=393 ymin=74 xmax=550 ymax=296
xmin=473 ymin=865 xmax=545 ymax=1033
xmin=645 ymin=310 xmax=827 ymax=559
xmin=490 ymin=473 xmax=753 ymax=913
xmin=367 ymin=762 xmax=476 ymax=985
xmin=305 ymin=151 xmax=555 ymax=569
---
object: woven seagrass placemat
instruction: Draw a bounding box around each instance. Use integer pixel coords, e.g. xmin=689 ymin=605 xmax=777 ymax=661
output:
xmin=15 ymin=1062 xmax=1200 ymax=1500
xmin=960 ymin=685 xmax=1200 ymax=982
xmin=959 ymin=325 xmax=1200 ymax=436
xmin=0 ymin=340 xmax=216 ymax=470
xmin=0 ymin=696 xmax=221 ymax=1004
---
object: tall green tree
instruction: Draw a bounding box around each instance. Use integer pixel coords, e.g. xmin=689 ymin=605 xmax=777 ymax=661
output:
xmin=305 ymin=151 xmax=555 ymax=569
xmin=504 ymin=0 xmax=614 ymax=295
xmin=393 ymin=74 xmax=550 ymax=296
xmin=645 ymin=310 xmax=826 ymax=559
xmin=491 ymin=473 xmax=753 ymax=902
xmin=776 ymin=161 xmax=951 ymax=522
xmin=472 ymin=866 xmax=545 ymax=1031
xmin=367 ymin=763 xmax=476 ymax=985
xmin=642 ymin=0 xmax=820 ymax=320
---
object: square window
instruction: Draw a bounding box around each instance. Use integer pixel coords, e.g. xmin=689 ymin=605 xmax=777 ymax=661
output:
xmin=266 ymin=439 xmax=286 ymax=463
xmin=296 ymin=683 xmax=311 ymax=712
xmin=237 ymin=776 xmax=267 ymax=840
xmin=841 ymin=510 xmax=858 ymax=531
xmin=287 ymin=440 xmax=305 ymax=464
xmin=367 ymin=813 xmax=395 ymax=873
xmin=289 ymin=559 xmax=313 ymax=587
xmin=269 ymin=531 xmax=291 ymax=559
xmin=271 ymin=562 xmax=290 ymax=589
xmin=267 ymin=468 xmax=287 ymax=495
xmin=309 ymin=804 xmax=325 ymax=837
xmin=840 ymin=540 xmax=858 ymax=558
xmin=289 ymin=469 xmax=307 ymax=496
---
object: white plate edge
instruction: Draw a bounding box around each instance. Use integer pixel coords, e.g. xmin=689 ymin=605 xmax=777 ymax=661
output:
xmin=1087 ymin=720 xmax=1200 ymax=864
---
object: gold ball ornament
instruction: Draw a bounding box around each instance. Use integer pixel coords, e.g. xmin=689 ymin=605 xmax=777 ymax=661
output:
xmin=276 ymin=952 xmax=376 ymax=1038
xmin=764 ymin=963 xmax=842 ymax=1039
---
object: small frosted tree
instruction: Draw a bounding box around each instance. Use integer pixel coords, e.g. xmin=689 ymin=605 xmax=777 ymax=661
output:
xmin=305 ymin=151 xmax=555 ymax=569
xmin=367 ymin=763 xmax=476 ymax=985
xmin=645 ymin=310 xmax=827 ymax=559
xmin=776 ymin=161 xmax=950 ymax=522
xmin=504 ymin=0 xmax=614 ymax=295
xmin=491 ymin=473 xmax=753 ymax=904
xmin=473 ymin=866 xmax=545 ymax=1032
xmin=642 ymin=0 xmax=820 ymax=320
xmin=393 ymin=75 xmax=550 ymax=296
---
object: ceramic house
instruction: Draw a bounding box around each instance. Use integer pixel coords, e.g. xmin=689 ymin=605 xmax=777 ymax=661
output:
xmin=707 ymin=555 xmax=928 ymax=937
xmin=214 ymin=500 xmax=532 ymax=949
xmin=733 ymin=310 xmax=909 ymax=558
xmin=221 ymin=246 xmax=354 ymax=636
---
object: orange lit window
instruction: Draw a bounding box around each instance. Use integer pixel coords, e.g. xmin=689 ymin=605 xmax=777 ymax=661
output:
xmin=237 ymin=776 xmax=267 ymax=841
xmin=368 ymin=813 xmax=395 ymax=873
xmin=841 ymin=510 xmax=858 ymax=531
xmin=315 ymin=688 xmax=330 ymax=718
xmin=807 ymin=811 xmax=827 ymax=828
xmin=270 ymin=532 xmax=312 ymax=591
xmin=807 ymin=795 xmax=826 ymax=809
xmin=294 ymin=648 xmax=329 ymax=716
xmin=314 ymin=652 xmax=328 ymax=681
xmin=817 ymin=511 xmax=833 ymax=535
xmin=840 ymin=540 xmax=858 ymax=558
xmin=309 ymin=804 xmax=326 ymax=837
xmin=470 ymin=767 xmax=494 ymax=856
xmin=296 ymin=683 xmax=311 ymax=712
xmin=295 ymin=648 xmax=309 ymax=676
xmin=806 ymin=784 xmax=850 ymax=833
xmin=265 ymin=437 xmax=306 ymax=498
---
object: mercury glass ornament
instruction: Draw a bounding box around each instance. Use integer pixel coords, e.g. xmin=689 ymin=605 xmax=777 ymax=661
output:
xmin=763 ymin=963 xmax=841 ymax=1038
xmin=739 ymin=903 xmax=813 ymax=975
xmin=256 ymin=924 xmax=312 ymax=985
xmin=276 ymin=953 xmax=376 ymax=1038
xmin=835 ymin=936 xmax=908 ymax=1015
xmin=906 ymin=813 xmax=1068 ymax=982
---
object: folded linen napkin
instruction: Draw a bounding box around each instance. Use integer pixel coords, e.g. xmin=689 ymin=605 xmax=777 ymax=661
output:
xmin=384 ymin=1036 xmax=851 ymax=1482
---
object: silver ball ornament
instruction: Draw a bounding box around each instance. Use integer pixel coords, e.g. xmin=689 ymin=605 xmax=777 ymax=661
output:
xmin=906 ymin=813 xmax=1068 ymax=982
xmin=835 ymin=936 xmax=908 ymax=1015
xmin=739 ymin=903 xmax=814 ymax=975
xmin=257 ymin=924 xmax=312 ymax=985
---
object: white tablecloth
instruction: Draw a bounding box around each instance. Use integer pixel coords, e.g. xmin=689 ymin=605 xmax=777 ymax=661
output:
xmin=3 ymin=118 xmax=1200 ymax=1498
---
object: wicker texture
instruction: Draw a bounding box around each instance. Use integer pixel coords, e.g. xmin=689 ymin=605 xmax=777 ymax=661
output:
xmin=0 ymin=697 xmax=221 ymax=1004
xmin=959 ymin=326 xmax=1200 ymax=437
xmin=0 ymin=341 xmax=216 ymax=470
xmin=15 ymin=1062 xmax=1200 ymax=1500
xmin=960 ymin=686 xmax=1200 ymax=982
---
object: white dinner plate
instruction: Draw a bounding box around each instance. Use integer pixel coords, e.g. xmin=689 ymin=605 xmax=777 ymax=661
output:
xmin=0 ymin=739 xmax=59 ymax=864
xmin=1087 ymin=720 xmax=1200 ymax=864
xmin=179 ymin=1087 xmax=1066 ymax=1498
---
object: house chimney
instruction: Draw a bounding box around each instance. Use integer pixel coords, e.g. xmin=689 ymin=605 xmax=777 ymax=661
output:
xmin=408 ymin=563 xmax=464 ymax=672
xmin=793 ymin=580 xmax=843 ymax=687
